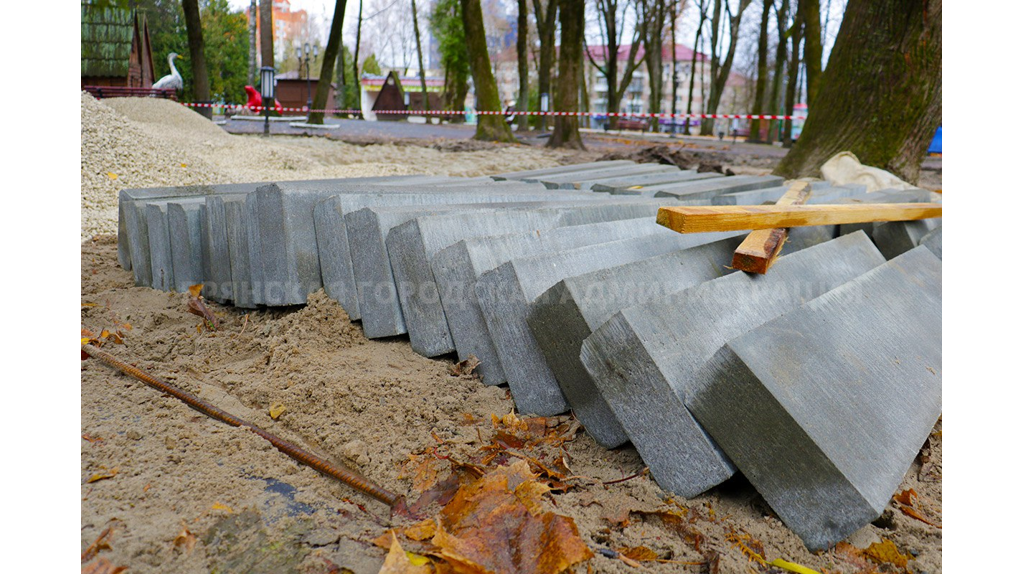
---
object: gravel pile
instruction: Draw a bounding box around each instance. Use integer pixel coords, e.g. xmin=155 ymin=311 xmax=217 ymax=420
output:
xmin=81 ymin=93 xmax=568 ymax=241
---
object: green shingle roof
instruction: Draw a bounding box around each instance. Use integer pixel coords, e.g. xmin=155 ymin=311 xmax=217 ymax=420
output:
xmin=81 ymin=3 xmax=134 ymax=78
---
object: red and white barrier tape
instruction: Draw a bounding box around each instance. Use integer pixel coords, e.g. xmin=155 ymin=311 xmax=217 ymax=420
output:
xmin=180 ymin=101 xmax=806 ymax=121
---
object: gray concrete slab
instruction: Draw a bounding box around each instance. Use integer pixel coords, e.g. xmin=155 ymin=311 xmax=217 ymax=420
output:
xmin=601 ymin=172 xmax=724 ymax=195
xmin=837 ymin=189 xmax=937 ymax=238
xmin=687 ymin=246 xmax=942 ymax=551
xmin=920 ymin=225 xmax=942 ymax=259
xmin=871 ymin=218 xmax=941 ymax=260
xmin=203 ymin=195 xmax=235 ymax=303
xmin=167 ymin=201 xmax=206 ymax=293
xmin=389 ymin=201 xmax=679 ymax=357
xmin=536 ymin=164 xmax=679 ymax=189
xmin=579 ymin=232 xmax=885 ymax=499
xmin=475 ymin=229 xmax=738 ymax=416
xmin=492 ymin=161 xmax=634 ymax=181
xmin=712 ymin=186 xmax=788 ymax=206
xmin=527 ymin=236 xmax=743 ymax=448
xmin=651 ymin=175 xmax=786 ymax=200
xmin=588 ymin=170 xmax=701 ymax=192
xmin=126 ymin=201 xmax=153 ymax=287
xmin=224 ymin=197 xmax=256 ymax=308
xmin=433 ymin=218 xmax=677 ymax=385
xmin=145 ymin=203 xmax=174 ymax=291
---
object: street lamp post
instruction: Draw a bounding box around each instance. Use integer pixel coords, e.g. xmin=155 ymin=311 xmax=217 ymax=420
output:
xmin=296 ymin=43 xmax=320 ymax=112
xmin=260 ymin=66 xmax=275 ymax=136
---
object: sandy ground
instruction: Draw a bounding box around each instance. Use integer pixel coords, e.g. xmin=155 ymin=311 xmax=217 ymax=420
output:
xmin=81 ymin=95 xmax=942 ymax=573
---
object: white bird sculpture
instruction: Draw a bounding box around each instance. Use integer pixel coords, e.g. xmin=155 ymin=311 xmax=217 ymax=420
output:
xmin=153 ymin=53 xmax=183 ymax=91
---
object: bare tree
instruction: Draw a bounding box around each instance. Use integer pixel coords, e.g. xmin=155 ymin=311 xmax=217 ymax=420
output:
xmin=516 ymin=0 xmax=530 ymax=129
xmin=531 ymin=0 xmax=558 ymax=130
xmin=799 ymin=0 xmax=822 ymax=106
xmin=259 ymin=0 xmax=274 ymax=71
xmin=182 ymin=0 xmax=211 ymax=119
xmin=766 ymin=0 xmax=789 ymax=144
xmin=782 ymin=5 xmax=802 ymax=146
xmin=353 ymin=0 xmax=363 ymax=117
xmin=308 ymin=0 xmax=348 ymax=124
xmin=639 ymin=0 xmax=671 ymax=133
xmin=669 ymin=0 xmax=679 ymax=133
xmin=412 ymin=0 xmax=430 ymax=112
xmin=684 ymin=0 xmax=710 ymax=135
xmin=748 ymin=0 xmax=771 ymax=142
xmin=548 ymin=0 xmax=586 ymax=148
xmin=700 ymin=0 xmax=753 ymax=135
xmin=776 ymin=0 xmax=940 ymax=181
xmin=248 ymin=0 xmax=257 ymax=84
xmin=586 ymin=0 xmax=644 ymax=130
xmin=461 ymin=0 xmax=516 ymax=141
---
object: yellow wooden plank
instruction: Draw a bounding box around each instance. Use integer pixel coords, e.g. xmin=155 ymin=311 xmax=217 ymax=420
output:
xmin=732 ymin=181 xmax=812 ymax=274
xmin=656 ymin=203 xmax=942 ymax=233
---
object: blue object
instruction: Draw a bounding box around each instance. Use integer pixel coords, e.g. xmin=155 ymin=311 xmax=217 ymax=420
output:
xmin=928 ymin=126 xmax=942 ymax=154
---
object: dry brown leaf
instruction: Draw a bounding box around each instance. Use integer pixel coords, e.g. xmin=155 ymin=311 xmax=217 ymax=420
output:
xmin=898 ymin=504 xmax=942 ymax=528
xmin=430 ymin=459 xmax=592 ymax=574
xmin=893 ymin=488 xmax=917 ymax=506
xmin=269 ymin=403 xmax=287 ymax=420
xmin=448 ymin=356 xmax=481 ymax=376
xmin=726 ymin=529 xmax=766 ymax=565
xmin=405 ymin=519 xmax=438 ymax=541
xmin=81 ymin=527 xmax=115 ymax=562
xmin=174 ymin=524 xmax=197 ymax=553
xmin=620 ymin=546 xmax=659 ymax=562
xmin=864 ymin=539 xmax=910 ymax=569
xmin=187 ymin=283 xmax=203 ymax=298
xmin=403 ymin=454 xmax=443 ymax=493
xmin=82 ymin=557 xmax=127 ymax=574
xmin=186 ymin=290 xmax=219 ymax=331
xmin=87 ymin=468 xmax=119 ymax=483
xmin=379 ymin=532 xmax=432 ymax=574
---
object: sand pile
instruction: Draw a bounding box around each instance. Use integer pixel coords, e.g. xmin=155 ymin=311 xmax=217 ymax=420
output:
xmin=80 ymin=93 xmax=569 ymax=240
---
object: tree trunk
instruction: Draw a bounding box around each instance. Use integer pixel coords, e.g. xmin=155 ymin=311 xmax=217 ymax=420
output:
xmin=182 ymin=0 xmax=211 ymax=119
xmin=461 ymin=0 xmax=516 ymax=142
xmin=782 ymin=13 xmax=802 ymax=146
xmin=684 ymin=0 xmax=708 ymax=136
xmin=308 ymin=0 xmax=347 ymax=124
xmin=353 ymin=0 xmax=363 ymax=118
xmin=702 ymin=0 xmax=753 ymax=135
xmin=670 ymin=0 xmax=679 ymax=133
xmin=748 ymin=0 xmax=771 ymax=142
xmin=412 ymin=0 xmax=430 ymax=114
xmin=766 ymin=0 xmax=789 ymax=144
xmin=641 ymin=0 xmax=669 ymax=133
xmin=775 ymin=0 xmax=941 ymax=182
xmin=516 ymin=0 xmax=530 ymax=129
xmin=532 ymin=0 xmax=558 ymax=130
xmin=259 ymin=0 xmax=274 ymax=72
xmin=699 ymin=0 xmax=723 ymax=135
xmin=799 ymin=0 xmax=822 ymax=107
xmin=547 ymin=0 xmax=585 ymax=149
xmin=248 ymin=0 xmax=257 ymax=85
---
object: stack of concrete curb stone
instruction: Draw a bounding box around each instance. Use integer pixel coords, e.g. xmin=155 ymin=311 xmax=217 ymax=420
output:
xmin=118 ymin=161 xmax=942 ymax=550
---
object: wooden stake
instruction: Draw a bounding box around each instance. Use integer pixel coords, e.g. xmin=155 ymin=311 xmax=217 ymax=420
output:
xmin=656 ymin=203 xmax=942 ymax=234
xmin=732 ymin=181 xmax=813 ymax=274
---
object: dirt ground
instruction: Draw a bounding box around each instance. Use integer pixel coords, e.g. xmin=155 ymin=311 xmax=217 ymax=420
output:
xmin=81 ymin=96 xmax=941 ymax=573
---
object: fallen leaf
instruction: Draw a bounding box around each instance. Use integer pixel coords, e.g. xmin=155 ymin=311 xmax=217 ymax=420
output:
xmin=82 ymin=557 xmax=128 ymax=574
xmin=726 ymin=529 xmax=766 ymax=566
xmin=379 ymin=532 xmax=432 ymax=574
xmin=87 ymin=468 xmax=119 ymax=483
xmin=188 ymin=284 xmax=203 ymax=298
xmin=893 ymin=488 xmax=917 ymax=506
xmin=212 ymin=502 xmax=233 ymax=513
xmin=449 ymin=355 xmax=481 ymax=376
xmin=864 ymin=539 xmax=910 ymax=569
xmin=269 ymin=403 xmax=287 ymax=420
xmin=82 ymin=302 xmax=98 ymax=308
xmin=769 ymin=558 xmax=822 ymax=574
xmin=620 ymin=546 xmax=659 ymax=562
xmin=430 ymin=460 xmax=592 ymax=574
xmin=106 ymin=172 xmax=118 ymax=180
xmin=82 ymin=434 xmax=103 ymax=443
xmin=832 ymin=542 xmax=874 ymax=570
xmin=899 ymin=504 xmax=942 ymax=528
xmin=174 ymin=524 xmax=197 ymax=553
xmin=405 ymin=519 xmax=438 ymax=541
xmin=180 ymin=163 xmax=188 ymax=168
xmin=81 ymin=526 xmax=115 ymax=562
xmin=403 ymin=454 xmax=443 ymax=493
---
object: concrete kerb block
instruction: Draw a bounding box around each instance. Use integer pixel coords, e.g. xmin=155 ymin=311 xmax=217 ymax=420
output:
xmin=599 ymin=173 xmax=725 ymax=196
xmin=224 ymin=198 xmax=256 ymax=308
xmin=536 ymin=164 xmax=680 ymax=190
xmin=588 ymin=170 xmax=700 ymax=192
xmin=167 ymin=201 xmax=206 ymax=292
xmin=837 ymin=189 xmax=936 ymax=238
xmin=920 ymin=225 xmax=942 ymax=259
xmin=713 ymin=186 xmax=789 ymax=206
xmin=579 ymin=232 xmax=886 ymax=499
xmin=652 ymin=175 xmax=785 ymax=200
xmin=475 ymin=229 xmax=738 ymax=417
xmin=432 ymin=216 xmax=673 ymax=385
xmin=871 ymin=218 xmax=941 ymax=260
xmin=687 ymin=246 xmax=942 ymax=551
xmin=252 ymin=184 xmax=325 ymax=306
xmin=204 ymin=195 xmax=235 ymax=302
xmin=389 ymin=200 xmax=678 ymax=358
xmin=527 ymin=236 xmax=744 ymax=448
xmin=492 ymin=160 xmax=635 ymax=181
xmin=145 ymin=203 xmax=174 ymax=291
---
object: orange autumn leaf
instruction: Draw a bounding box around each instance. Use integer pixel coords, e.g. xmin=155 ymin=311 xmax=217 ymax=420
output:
xmin=188 ymin=283 xmax=204 ymax=298
xmin=405 ymin=519 xmax=438 ymax=541
xmin=81 ymin=527 xmax=115 ymax=562
xmin=403 ymin=454 xmax=443 ymax=493
xmin=893 ymin=488 xmax=917 ymax=506
xmin=82 ymin=557 xmax=128 ymax=574
xmin=429 ymin=459 xmax=592 ymax=574
xmin=864 ymin=539 xmax=911 ymax=569
xmin=899 ymin=504 xmax=942 ymax=528
xmin=174 ymin=525 xmax=197 ymax=553
xmin=379 ymin=532 xmax=432 ymax=574
xmin=620 ymin=546 xmax=659 ymax=562
xmin=87 ymin=468 xmax=119 ymax=483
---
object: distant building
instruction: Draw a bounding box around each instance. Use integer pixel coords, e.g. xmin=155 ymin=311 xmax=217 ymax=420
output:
xmin=360 ymin=73 xmax=445 ymax=120
xmin=81 ymin=2 xmax=155 ymax=89
xmin=246 ymin=0 xmax=311 ymax=66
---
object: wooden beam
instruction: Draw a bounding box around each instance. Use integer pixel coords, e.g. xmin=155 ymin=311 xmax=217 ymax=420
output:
xmin=656 ymin=203 xmax=942 ymax=234
xmin=732 ymin=181 xmax=813 ymax=274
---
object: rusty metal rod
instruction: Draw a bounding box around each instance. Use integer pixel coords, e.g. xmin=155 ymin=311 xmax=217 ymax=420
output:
xmin=82 ymin=343 xmax=400 ymax=507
